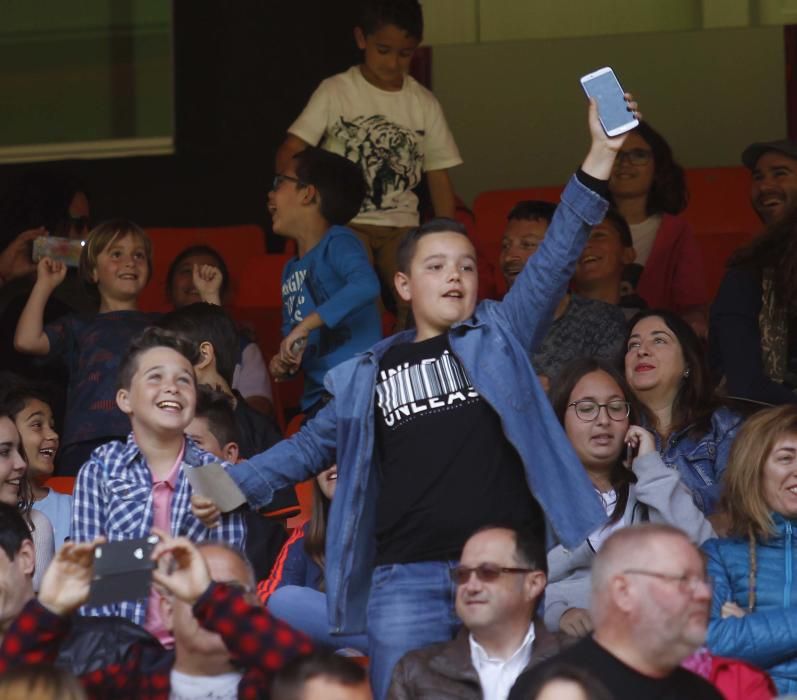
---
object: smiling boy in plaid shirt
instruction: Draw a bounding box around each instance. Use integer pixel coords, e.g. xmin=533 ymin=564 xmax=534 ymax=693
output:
xmin=70 ymin=327 xmax=246 ymax=644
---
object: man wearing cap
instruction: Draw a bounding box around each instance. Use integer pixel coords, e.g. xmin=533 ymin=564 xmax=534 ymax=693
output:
xmin=742 ymin=140 xmax=797 ymax=225
xmin=708 ymin=140 xmax=797 ymax=405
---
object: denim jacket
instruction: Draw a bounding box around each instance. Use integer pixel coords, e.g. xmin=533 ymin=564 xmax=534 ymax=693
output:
xmin=656 ymin=406 xmax=742 ymax=515
xmin=228 ymin=175 xmax=609 ymax=634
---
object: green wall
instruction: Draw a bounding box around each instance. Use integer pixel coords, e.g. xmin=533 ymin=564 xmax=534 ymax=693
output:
xmin=0 ymin=0 xmax=171 ymax=148
xmin=432 ymin=26 xmax=787 ymax=204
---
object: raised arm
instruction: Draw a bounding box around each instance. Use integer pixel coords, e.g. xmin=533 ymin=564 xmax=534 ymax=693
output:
xmin=497 ymin=98 xmax=638 ymax=350
xmin=14 ymin=256 xmax=66 ymax=355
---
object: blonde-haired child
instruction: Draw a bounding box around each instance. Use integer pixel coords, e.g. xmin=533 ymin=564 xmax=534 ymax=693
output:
xmin=14 ymin=219 xmax=157 ymax=475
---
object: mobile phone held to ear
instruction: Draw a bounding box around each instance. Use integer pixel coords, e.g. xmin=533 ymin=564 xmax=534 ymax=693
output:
xmin=580 ymin=67 xmax=638 ymax=137
xmin=87 ymin=535 xmax=159 ymax=607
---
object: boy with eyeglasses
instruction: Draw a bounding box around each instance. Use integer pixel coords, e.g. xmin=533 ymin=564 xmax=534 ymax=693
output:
xmin=268 ymin=146 xmax=381 ymax=415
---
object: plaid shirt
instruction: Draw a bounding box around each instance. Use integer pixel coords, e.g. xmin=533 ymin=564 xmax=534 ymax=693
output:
xmin=72 ymin=434 xmax=246 ymax=625
xmin=0 ymin=582 xmax=314 ymax=700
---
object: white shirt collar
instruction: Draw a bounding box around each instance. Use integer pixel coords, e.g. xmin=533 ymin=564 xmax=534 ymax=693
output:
xmin=469 ymin=622 xmax=535 ymax=700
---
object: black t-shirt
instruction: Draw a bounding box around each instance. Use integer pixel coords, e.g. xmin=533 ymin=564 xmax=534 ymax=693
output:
xmin=374 ymin=334 xmax=542 ymax=565
xmin=509 ymin=636 xmax=723 ymax=700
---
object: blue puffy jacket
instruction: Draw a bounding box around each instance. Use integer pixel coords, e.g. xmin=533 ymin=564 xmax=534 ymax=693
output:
xmin=703 ymin=514 xmax=797 ymax=694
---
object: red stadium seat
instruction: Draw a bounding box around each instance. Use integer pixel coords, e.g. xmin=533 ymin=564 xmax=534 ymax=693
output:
xmin=694 ymin=230 xmax=755 ymax=302
xmin=44 ymin=476 xmax=76 ymax=495
xmin=138 ymin=225 xmax=266 ymax=313
xmin=683 ymin=167 xmax=760 ymax=236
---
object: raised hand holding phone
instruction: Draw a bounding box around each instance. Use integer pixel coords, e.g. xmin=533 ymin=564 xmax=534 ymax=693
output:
xmin=580 ymin=67 xmax=638 ymax=137
xmin=581 ymin=93 xmax=640 ymax=181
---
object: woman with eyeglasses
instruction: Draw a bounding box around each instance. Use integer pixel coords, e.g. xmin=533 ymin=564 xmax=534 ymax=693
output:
xmin=625 ymin=309 xmax=742 ymax=520
xmin=702 ymin=404 xmax=797 ymax=695
xmin=544 ymin=357 xmax=714 ymax=638
xmin=609 ymin=122 xmax=708 ymax=334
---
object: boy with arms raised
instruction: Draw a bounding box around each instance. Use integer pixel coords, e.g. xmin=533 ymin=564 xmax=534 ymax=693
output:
xmin=205 ymin=99 xmax=638 ymax=699
xmin=71 ymin=327 xmax=245 ymax=645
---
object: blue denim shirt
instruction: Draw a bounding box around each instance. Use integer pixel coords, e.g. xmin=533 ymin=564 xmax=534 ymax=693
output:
xmin=655 ymin=406 xmax=742 ymax=515
xmin=228 ymin=175 xmax=609 ymax=634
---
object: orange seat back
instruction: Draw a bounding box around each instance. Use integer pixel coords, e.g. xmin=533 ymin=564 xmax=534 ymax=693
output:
xmin=683 ymin=168 xmax=761 ymax=236
xmin=138 ymin=225 xmax=266 ymax=313
xmin=44 ymin=476 xmax=76 ymax=495
xmin=231 ymin=254 xmax=305 ymax=431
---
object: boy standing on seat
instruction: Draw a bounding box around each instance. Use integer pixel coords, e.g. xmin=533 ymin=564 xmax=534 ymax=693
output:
xmin=269 ymin=147 xmax=382 ymax=415
xmin=276 ymin=0 xmax=462 ymax=322
xmin=206 ymin=99 xmax=638 ymax=699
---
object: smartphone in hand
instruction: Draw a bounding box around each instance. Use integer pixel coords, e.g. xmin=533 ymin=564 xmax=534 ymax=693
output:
xmin=580 ymin=67 xmax=638 ymax=137
xmin=33 ymin=236 xmax=84 ymax=268
xmin=87 ymin=535 xmax=159 ymax=607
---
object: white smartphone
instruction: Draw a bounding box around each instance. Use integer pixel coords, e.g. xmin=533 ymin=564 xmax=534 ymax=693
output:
xmin=580 ymin=67 xmax=638 ymax=137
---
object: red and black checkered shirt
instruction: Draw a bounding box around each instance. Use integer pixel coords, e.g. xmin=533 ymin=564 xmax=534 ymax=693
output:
xmin=0 ymin=582 xmax=313 ymax=699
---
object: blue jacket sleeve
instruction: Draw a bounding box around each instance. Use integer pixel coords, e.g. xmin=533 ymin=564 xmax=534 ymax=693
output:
xmin=495 ymin=175 xmax=608 ymax=353
xmin=704 ymin=538 xmax=797 ymax=666
xmin=228 ymin=396 xmax=337 ymax=509
xmin=314 ymin=231 xmax=380 ymax=329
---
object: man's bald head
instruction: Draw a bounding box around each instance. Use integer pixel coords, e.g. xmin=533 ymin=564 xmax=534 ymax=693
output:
xmin=589 ymin=524 xmax=711 ymax=674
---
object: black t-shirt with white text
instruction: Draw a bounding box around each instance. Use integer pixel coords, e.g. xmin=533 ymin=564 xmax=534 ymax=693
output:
xmin=374 ymin=334 xmax=542 ymax=565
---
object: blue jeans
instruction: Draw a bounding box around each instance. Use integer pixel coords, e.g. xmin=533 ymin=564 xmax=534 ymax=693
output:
xmin=267 ymin=586 xmax=369 ymax=654
xmin=366 ymin=561 xmax=462 ymax=700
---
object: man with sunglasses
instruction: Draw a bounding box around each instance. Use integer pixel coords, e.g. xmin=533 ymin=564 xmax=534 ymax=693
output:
xmin=388 ymin=525 xmax=561 ymax=700
xmin=510 ymin=524 xmax=722 ymax=700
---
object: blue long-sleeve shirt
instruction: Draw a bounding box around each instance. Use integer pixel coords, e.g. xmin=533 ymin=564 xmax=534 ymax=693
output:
xmin=281 ymin=225 xmax=381 ymax=409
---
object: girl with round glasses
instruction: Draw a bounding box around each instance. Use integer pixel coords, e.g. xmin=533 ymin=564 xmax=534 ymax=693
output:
xmin=543 ymin=358 xmax=714 ymax=638
xmin=608 ymin=122 xmax=708 ymax=333
xmin=625 ymin=309 xmax=742 ymax=519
